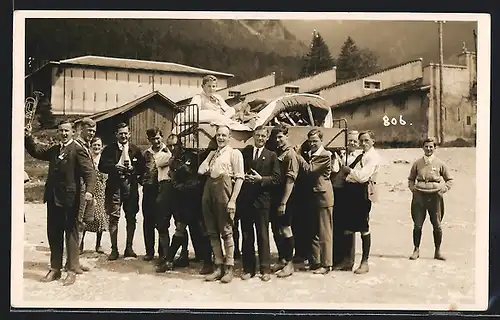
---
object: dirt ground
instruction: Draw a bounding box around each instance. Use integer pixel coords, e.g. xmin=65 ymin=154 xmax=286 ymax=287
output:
xmin=19 ymin=147 xmax=481 ymax=309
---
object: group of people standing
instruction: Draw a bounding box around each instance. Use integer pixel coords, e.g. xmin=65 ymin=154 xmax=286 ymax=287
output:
xmin=24 ymin=77 xmax=453 ymax=287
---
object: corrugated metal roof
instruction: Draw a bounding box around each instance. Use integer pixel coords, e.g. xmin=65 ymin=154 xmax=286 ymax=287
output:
xmin=75 ymin=91 xmax=182 ymax=124
xmin=59 ymin=55 xmax=234 ymax=78
xmin=334 ymin=78 xmax=429 ymax=109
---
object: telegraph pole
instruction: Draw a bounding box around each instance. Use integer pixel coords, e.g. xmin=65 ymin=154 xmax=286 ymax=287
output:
xmin=438 ymin=21 xmax=445 ymax=145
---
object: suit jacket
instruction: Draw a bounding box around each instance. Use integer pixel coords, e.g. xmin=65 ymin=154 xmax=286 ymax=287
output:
xmin=25 ymin=136 xmax=96 ymax=209
xmin=238 ymin=145 xmax=281 ymax=210
xmin=296 ymin=147 xmax=334 ymax=208
xmin=98 ymin=142 xmax=146 ymax=194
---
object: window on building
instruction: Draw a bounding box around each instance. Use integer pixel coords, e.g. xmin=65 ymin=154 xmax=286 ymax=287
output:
xmin=83 ymin=71 xmax=86 ymax=79
xmin=83 ymin=92 xmax=86 ymax=101
xmin=458 ymin=108 xmax=461 ymax=121
xmin=105 ymin=72 xmax=108 ymax=81
xmin=188 ymin=79 xmax=191 ymax=87
xmin=116 ymin=94 xmax=119 ymax=103
xmin=160 ymin=77 xmax=163 ymax=85
xmin=285 ymin=86 xmax=300 ymax=94
xmin=229 ymin=91 xmax=241 ymax=97
xmin=70 ymin=90 xmax=74 ymax=100
xmin=170 ymin=78 xmax=172 ymax=85
xmin=467 ymin=116 xmax=471 ymax=125
xmin=93 ymin=71 xmax=96 ymax=79
xmin=105 ymin=93 xmax=108 ymax=102
xmin=149 ymin=76 xmax=152 ymax=85
xmin=363 ymin=80 xmax=381 ymax=90
xmin=115 ymin=73 xmax=118 ymax=81
xmin=127 ymin=74 xmax=130 ymax=82
xmin=70 ymin=70 xmax=73 ymax=78
xmin=138 ymin=75 xmax=141 ymax=83
xmin=179 ymin=79 xmax=182 ymax=87
xmin=94 ymin=92 xmax=97 ymax=102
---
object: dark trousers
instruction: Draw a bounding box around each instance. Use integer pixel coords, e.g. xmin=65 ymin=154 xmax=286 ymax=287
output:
xmin=411 ymin=191 xmax=444 ymax=248
xmin=142 ymin=184 xmax=160 ymax=256
xmin=156 ymin=180 xmax=175 ymax=258
xmin=47 ymin=200 xmax=79 ymax=271
xmin=202 ymin=175 xmax=235 ymax=266
xmin=241 ymin=207 xmax=271 ymax=274
xmin=311 ymin=206 xmax=333 ymax=267
xmin=333 ymin=188 xmax=355 ymax=267
xmin=291 ymin=200 xmax=312 ymax=260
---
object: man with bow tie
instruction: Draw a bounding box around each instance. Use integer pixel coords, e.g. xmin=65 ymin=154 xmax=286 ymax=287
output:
xmin=408 ymin=137 xmax=453 ymax=261
xmin=295 ymin=129 xmax=334 ymax=275
xmin=238 ymin=126 xmax=281 ymax=282
xmin=198 ymin=124 xmax=244 ymax=283
xmin=339 ymin=130 xmax=381 ymax=275
xmin=98 ymin=122 xmax=146 ymax=261
xmin=25 ymin=120 xmax=96 ymax=286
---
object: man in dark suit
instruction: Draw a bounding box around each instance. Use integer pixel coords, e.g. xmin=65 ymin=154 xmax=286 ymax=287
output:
xmin=296 ymin=128 xmax=334 ymax=275
xmin=98 ymin=122 xmax=146 ymax=260
xmin=238 ymin=126 xmax=281 ymax=282
xmin=25 ymin=120 xmax=96 ymax=286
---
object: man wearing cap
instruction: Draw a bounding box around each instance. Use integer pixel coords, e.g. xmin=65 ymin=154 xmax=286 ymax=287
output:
xmin=198 ymin=124 xmax=244 ymax=283
xmin=408 ymin=137 xmax=453 ymax=261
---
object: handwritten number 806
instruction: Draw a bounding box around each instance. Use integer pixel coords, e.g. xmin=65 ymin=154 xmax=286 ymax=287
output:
xmin=383 ymin=115 xmax=407 ymax=126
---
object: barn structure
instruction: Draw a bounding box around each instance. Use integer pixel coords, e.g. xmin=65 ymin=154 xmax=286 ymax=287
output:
xmin=75 ymin=91 xmax=182 ymax=147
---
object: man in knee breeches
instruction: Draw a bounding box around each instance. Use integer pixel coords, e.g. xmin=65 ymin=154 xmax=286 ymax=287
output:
xmin=198 ymin=125 xmax=244 ymax=284
xmin=98 ymin=123 xmax=146 ymax=261
xmin=408 ymin=137 xmax=453 ymax=261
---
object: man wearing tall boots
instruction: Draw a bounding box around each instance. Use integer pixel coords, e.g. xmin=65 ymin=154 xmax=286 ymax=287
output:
xmin=239 ymin=126 xmax=281 ymax=282
xmin=142 ymin=127 xmax=166 ymax=262
xmin=339 ymin=130 xmax=381 ymax=274
xmin=74 ymin=118 xmax=96 ymax=275
xmin=269 ymin=124 xmax=300 ymax=278
xmin=99 ymin=123 xmax=146 ymax=260
xmin=198 ymin=125 xmax=244 ymax=283
xmin=332 ymin=130 xmax=361 ymax=271
xmin=408 ymin=137 xmax=453 ymax=261
xmin=25 ymin=120 xmax=96 ymax=286
xmin=295 ymin=129 xmax=334 ymax=274
xmin=162 ymin=135 xmax=214 ymax=274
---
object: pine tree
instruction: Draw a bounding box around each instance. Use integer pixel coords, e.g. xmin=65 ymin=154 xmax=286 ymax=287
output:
xmin=300 ymin=30 xmax=335 ymax=77
xmin=336 ymin=36 xmax=380 ymax=81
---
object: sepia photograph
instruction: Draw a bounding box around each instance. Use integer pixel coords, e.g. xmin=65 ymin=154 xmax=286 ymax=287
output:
xmin=12 ymin=11 xmax=490 ymax=311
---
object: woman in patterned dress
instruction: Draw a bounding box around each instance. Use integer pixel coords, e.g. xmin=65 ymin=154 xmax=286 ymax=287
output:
xmin=80 ymin=137 xmax=108 ymax=253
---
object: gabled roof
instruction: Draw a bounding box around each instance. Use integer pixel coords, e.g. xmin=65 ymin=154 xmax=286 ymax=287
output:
xmin=313 ymin=58 xmax=423 ymax=93
xmin=75 ymin=91 xmax=182 ymax=124
xmin=334 ymin=78 xmax=429 ymax=109
xmin=29 ymin=55 xmax=234 ymax=78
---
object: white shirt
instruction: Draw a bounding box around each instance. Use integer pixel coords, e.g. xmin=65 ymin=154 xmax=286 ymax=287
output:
xmin=117 ymin=142 xmax=131 ymax=166
xmin=253 ymin=146 xmax=264 ymax=160
xmin=423 ymin=154 xmax=435 ymax=165
xmin=198 ymin=145 xmax=244 ymax=179
xmin=345 ymin=146 xmax=381 ymax=184
xmin=151 ymin=144 xmax=172 ymax=182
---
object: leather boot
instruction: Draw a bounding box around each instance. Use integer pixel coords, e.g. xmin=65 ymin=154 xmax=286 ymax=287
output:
xmin=433 ymin=230 xmax=446 ymax=260
xmin=276 ymin=261 xmax=294 ymax=278
xmin=409 ymin=247 xmax=420 ymax=260
xmin=199 ymin=237 xmax=214 ymax=275
xmin=166 ymin=234 xmax=182 ymax=263
xmin=108 ymin=221 xmax=119 ymax=261
xmin=220 ymin=265 xmax=234 ymax=283
xmin=124 ymin=222 xmax=137 ymax=258
xmin=173 ymin=235 xmax=189 ymax=268
xmin=205 ymin=264 xmax=223 ymax=282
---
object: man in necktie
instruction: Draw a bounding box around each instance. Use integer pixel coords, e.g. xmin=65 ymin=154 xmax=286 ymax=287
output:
xmin=340 ymin=130 xmax=381 ymax=274
xmin=238 ymin=126 xmax=281 ymax=282
xmin=25 ymin=120 xmax=96 ymax=286
xmin=295 ymin=129 xmax=334 ymax=274
xmin=198 ymin=125 xmax=244 ymax=283
xmin=333 ymin=130 xmax=361 ymax=271
xmin=408 ymin=138 xmax=453 ymax=261
xmin=73 ymin=118 xmax=96 ymax=274
xmin=99 ymin=123 xmax=146 ymax=260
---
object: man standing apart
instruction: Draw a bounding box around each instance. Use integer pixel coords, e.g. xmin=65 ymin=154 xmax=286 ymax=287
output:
xmin=340 ymin=130 xmax=381 ymax=274
xmin=408 ymin=137 xmax=452 ymax=260
xmin=295 ymin=129 xmax=334 ymax=274
xmin=269 ymin=124 xmax=300 ymax=278
xmin=198 ymin=125 xmax=244 ymax=283
xmin=99 ymin=123 xmax=146 ymax=260
xmin=25 ymin=120 xmax=96 ymax=286
xmin=239 ymin=126 xmax=281 ymax=282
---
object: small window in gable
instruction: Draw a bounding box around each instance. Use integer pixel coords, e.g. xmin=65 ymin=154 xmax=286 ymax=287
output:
xmin=228 ymin=91 xmax=241 ymax=97
xmin=363 ymin=80 xmax=381 ymax=90
xmin=285 ymin=86 xmax=299 ymax=94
